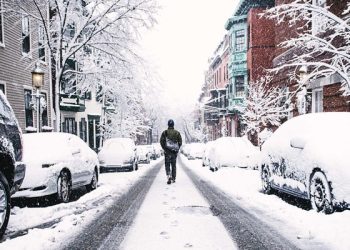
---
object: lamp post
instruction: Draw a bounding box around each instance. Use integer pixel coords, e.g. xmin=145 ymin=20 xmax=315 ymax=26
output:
xmin=31 ymin=63 xmax=44 ymax=133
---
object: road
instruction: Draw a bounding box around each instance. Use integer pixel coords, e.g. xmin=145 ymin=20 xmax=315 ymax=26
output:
xmin=63 ymin=158 xmax=299 ymax=250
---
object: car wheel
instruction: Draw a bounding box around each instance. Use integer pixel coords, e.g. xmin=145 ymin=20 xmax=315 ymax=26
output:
xmin=57 ymin=171 xmax=71 ymax=203
xmin=86 ymin=169 xmax=98 ymax=192
xmin=261 ymin=165 xmax=272 ymax=194
xmin=310 ymin=171 xmax=334 ymax=214
xmin=0 ymin=171 xmax=10 ymax=238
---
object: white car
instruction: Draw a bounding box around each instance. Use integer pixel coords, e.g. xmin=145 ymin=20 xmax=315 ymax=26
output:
xmin=202 ymin=141 xmax=216 ymax=167
xmin=98 ymin=138 xmax=138 ymax=172
xmin=260 ymin=112 xmax=350 ymax=213
xmin=208 ymin=137 xmax=261 ymax=171
xmin=136 ymin=145 xmax=151 ymax=164
xmin=186 ymin=143 xmax=205 ymax=160
xmin=12 ymin=133 xmax=99 ymax=203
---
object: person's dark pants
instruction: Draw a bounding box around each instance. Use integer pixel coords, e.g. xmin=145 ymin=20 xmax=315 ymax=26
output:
xmin=165 ymin=153 xmax=177 ymax=180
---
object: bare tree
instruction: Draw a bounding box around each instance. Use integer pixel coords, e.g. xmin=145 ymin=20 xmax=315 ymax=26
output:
xmin=240 ymin=76 xmax=292 ymax=146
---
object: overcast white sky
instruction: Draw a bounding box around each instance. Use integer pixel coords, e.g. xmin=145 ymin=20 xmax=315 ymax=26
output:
xmin=140 ymin=0 xmax=238 ymax=114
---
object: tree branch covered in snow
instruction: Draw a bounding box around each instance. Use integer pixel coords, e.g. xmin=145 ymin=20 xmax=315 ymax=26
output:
xmin=264 ymin=0 xmax=350 ymax=95
xmin=3 ymin=0 xmax=158 ymax=131
xmin=239 ymin=76 xmax=292 ymax=146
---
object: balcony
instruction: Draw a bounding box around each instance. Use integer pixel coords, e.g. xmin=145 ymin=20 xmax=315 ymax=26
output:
xmin=60 ymin=93 xmax=86 ymax=112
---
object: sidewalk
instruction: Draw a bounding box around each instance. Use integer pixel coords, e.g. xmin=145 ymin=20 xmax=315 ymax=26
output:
xmin=120 ymin=160 xmax=237 ymax=250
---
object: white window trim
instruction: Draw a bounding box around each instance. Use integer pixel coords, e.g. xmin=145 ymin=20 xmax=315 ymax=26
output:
xmin=0 ymin=80 xmax=6 ymax=95
xmin=0 ymin=0 xmax=4 ymax=47
xmin=312 ymin=0 xmax=327 ymax=35
xmin=38 ymin=23 xmax=46 ymax=63
xmin=21 ymin=15 xmax=31 ymax=57
xmin=312 ymin=87 xmax=323 ymax=113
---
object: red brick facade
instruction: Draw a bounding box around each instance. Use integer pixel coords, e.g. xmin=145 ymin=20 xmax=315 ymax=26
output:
xmin=247 ymin=8 xmax=275 ymax=83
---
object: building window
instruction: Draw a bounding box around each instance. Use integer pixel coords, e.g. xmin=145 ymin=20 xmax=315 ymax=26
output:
xmin=312 ymin=88 xmax=323 ymax=113
xmin=41 ymin=92 xmax=48 ymax=126
xmin=22 ymin=15 xmax=30 ymax=54
xmin=235 ymin=30 xmax=245 ymax=52
xmin=24 ymin=89 xmax=33 ymax=127
xmin=79 ymin=118 xmax=87 ymax=142
xmin=0 ymin=82 xmax=5 ymax=94
xmin=235 ymin=76 xmax=245 ymax=97
xmin=0 ymin=0 xmax=4 ymax=45
xmin=62 ymin=117 xmax=77 ymax=134
xmin=38 ymin=24 xmax=45 ymax=61
xmin=312 ymin=0 xmax=327 ymax=35
xmin=61 ymin=58 xmax=77 ymax=94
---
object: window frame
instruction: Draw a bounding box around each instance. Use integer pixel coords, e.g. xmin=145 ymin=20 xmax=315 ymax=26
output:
xmin=21 ymin=15 xmax=31 ymax=55
xmin=0 ymin=81 xmax=6 ymax=95
xmin=40 ymin=91 xmax=48 ymax=127
xmin=312 ymin=88 xmax=323 ymax=113
xmin=38 ymin=24 xmax=45 ymax=62
xmin=234 ymin=75 xmax=245 ymax=97
xmin=235 ymin=29 xmax=245 ymax=52
xmin=0 ymin=0 xmax=4 ymax=47
xmin=24 ymin=88 xmax=34 ymax=128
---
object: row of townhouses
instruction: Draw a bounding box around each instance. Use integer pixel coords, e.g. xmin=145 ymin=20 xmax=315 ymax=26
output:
xmin=0 ymin=1 xmax=103 ymax=151
xmin=199 ymin=0 xmax=350 ymax=142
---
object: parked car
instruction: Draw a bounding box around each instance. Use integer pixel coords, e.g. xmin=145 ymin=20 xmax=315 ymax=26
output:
xmin=136 ymin=145 xmax=151 ymax=164
xmin=0 ymin=92 xmax=26 ymax=237
xmin=186 ymin=143 xmax=205 ymax=160
xmin=98 ymin=138 xmax=138 ymax=172
xmin=152 ymin=143 xmax=163 ymax=158
xmin=202 ymin=141 xmax=216 ymax=167
xmin=12 ymin=132 xmax=98 ymax=203
xmin=147 ymin=144 xmax=157 ymax=160
xmin=260 ymin=112 xmax=350 ymax=214
xmin=208 ymin=137 xmax=261 ymax=171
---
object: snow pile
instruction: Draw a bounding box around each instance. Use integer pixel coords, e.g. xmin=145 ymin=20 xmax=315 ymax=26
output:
xmin=98 ymin=138 xmax=136 ymax=165
xmin=186 ymin=143 xmax=205 ymax=159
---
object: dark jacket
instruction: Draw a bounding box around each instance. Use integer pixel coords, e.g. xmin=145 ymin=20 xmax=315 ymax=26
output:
xmin=160 ymin=127 xmax=182 ymax=154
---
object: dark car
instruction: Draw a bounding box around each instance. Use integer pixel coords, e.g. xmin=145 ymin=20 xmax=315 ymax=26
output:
xmin=0 ymin=92 xmax=26 ymax=237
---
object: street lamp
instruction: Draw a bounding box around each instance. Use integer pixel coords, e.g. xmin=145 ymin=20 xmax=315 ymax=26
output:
xmin=31 ymin=63 xmax=44 ymax=132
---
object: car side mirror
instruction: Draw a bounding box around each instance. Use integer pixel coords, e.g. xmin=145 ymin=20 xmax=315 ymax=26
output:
xmin=290 ymin=137 xmax=305 ymax=149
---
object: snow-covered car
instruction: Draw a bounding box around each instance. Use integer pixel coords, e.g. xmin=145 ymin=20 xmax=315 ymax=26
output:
xmin=136 ymin=145 xmax=151 ymax=164
xmin=186 ymin=143 xmax=205 ymax=160
xmin=99 ymin=138 xmax=138 ymax=172
xmin=181 ymin=144 xmax=191 ymax=157
xmin=202 ymin=141 xmax=216 ymax=167
xmin=208 ymin=137 xmax=261 ymax=171
xmin=260 ymin=112 xmax=350 ymax=213
xmin=12 ymin=133 xmax=98 ymax=203
xmin=152 ymin=143 xmax=163 ymax=158
xmin=0 ymin=92 xmax=26 ymax=237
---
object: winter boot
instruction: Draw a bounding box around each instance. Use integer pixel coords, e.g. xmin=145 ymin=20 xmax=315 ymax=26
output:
xmin=167 ymin=176 xmax=172 ymax=185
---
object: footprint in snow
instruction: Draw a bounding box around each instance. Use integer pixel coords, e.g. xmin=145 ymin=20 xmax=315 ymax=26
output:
xmin=160 ymin=231 xmax=170 ymax=239
xmin=163 ymin=213 xmax=170 ymax=218
xmin=184 ymin=243 xmax=193 ymax=248
xmin=171 ymin=220 xmax=178 ymax=227
xmin=163 ymin=201 xmax=168 ymax=205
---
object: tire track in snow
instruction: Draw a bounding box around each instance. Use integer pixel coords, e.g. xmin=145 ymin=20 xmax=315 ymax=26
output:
xmin=181 ymin=157 xmax=299 ymax=250
xmin=62 ymin=161 xmax=162 ymax=250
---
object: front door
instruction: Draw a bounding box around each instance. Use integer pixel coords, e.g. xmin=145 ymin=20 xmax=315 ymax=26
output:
xmin=88 ymin=115 xmax=100 ymax=152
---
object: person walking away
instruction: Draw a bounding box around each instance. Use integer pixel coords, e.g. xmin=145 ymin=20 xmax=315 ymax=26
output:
xmin=160 ymin=119 xmax=182 ymax=184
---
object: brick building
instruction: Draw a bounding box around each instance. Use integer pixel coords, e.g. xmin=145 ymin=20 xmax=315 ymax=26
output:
xmin=273 ymin=0 xmax=350 ymax=116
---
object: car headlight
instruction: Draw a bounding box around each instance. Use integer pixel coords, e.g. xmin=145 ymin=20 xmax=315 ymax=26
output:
xmin=99 ymin=160 xmax=105 ymax=165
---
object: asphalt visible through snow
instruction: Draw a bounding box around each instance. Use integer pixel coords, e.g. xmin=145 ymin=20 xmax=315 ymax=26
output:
xmin=181 ymin=157 xmax=299 ymax=250
xmin=62 ymin=162 xmax=163 ymax=250
xmin=64 ymin=157 xmax=299 ymax=250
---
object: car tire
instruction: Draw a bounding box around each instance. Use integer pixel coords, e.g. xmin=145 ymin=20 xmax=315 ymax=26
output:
xmin=57 ymin=171 xmax=71 ymax=203
xmin=261 ymin=165 xmax=272 ymax=194
xmin=0 ymin=171 xmax=10 ymax=238
xmin=86 ymin=169 xmax=98 ymax=192
xmin=310 ymin=171 xmax=334 ymax=214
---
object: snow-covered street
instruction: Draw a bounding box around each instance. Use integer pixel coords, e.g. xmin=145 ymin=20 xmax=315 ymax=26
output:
xmin=0 ymin=154 xmax=350 ymax=249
